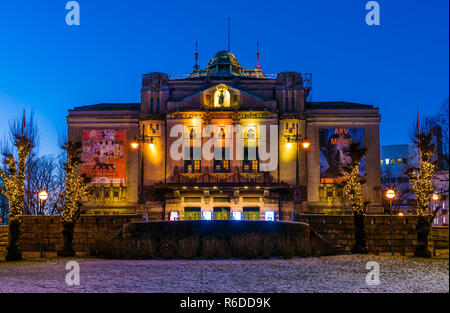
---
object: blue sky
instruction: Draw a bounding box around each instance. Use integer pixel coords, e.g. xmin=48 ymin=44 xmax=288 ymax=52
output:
xmin=0 ymin=0 xmax=448 ymax=156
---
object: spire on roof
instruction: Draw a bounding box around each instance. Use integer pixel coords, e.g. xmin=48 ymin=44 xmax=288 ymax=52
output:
xmin=193 ymin=41 xmax=199 ymax=72
xmin=256 ymin=38 xmax=261 ymax=70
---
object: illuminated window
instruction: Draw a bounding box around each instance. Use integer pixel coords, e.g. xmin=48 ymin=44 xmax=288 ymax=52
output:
xmin=380 ymin=160 xmax=384 ymax=165
xmin=385 ymin=158 xmax=390 ymax=164
xmin=390 ymin=159 xmax=396 ymax=164
xmin=214 ymin=87 xmax=230 ymax=107
xmin=213 ymin=147 xmax=231 ymax=173
xmin=252 ymin=160 xmax=258 ymax=172
xmin=243 ymin=146 xmax=259 ymax=173
xmin=397 ymin=159 xmax=402 ymax=164
xmin=184 ymin=147 xmax=201 ymax=173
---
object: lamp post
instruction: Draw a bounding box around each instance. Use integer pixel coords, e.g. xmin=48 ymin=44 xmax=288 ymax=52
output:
xmin=130 ymin=125 xmax=156 ymax=221
xmin=385 ymin=189 xmax=396 ymax=256
xmin=38 ymin=190 xmax=48 ymax=258
xmin=432 ymin=193 xmax=439 ymax=214
xmin=431 ymin=193 xmax=439 ymax=255
xmin=288 ymin=123 xmax=310 ymax=222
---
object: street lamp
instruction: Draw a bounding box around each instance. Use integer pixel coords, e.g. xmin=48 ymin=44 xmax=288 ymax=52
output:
xmin=288 ymin=124 xmax=311 ymax=221
xmin=38 ymin=190 xmax=49 ymax=258
xmin=385 ymin=189 xmax=396 ymax=256
xmin=131 ymin=125 xmax=157 ymax=221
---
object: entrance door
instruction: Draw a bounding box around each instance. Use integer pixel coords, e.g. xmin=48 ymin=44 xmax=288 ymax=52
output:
xmin=243 ymin=207 xmax=260 ymax=220
xmin=184 ymin=207 xmax=201 ymax=220
xmin=213 ymin=207 xmax=231 ymax=220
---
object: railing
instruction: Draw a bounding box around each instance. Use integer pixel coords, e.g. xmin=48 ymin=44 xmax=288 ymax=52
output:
xmin=171 ymin=171 xmax=272 ymax=184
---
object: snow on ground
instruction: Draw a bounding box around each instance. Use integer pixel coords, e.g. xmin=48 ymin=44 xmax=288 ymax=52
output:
xmin=0 ymin=255 xmax=448 ymax=293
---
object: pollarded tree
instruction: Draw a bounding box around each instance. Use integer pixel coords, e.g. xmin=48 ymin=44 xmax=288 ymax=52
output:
xmin=0 ymin=135 xmax=33 ymax=261
xmin=407 ymin=133 xmax=436 ymax=257
xmin=58 ymin=142 xmax=90 ymax=257
xmin=341 ymin=142 xmax=368 ymax=254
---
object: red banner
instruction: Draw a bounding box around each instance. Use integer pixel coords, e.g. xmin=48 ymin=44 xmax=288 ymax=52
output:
xmin=81 ymin=129 xmax=127 ymax=184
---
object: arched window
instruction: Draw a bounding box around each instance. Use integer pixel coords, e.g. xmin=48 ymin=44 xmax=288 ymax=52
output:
xmin=214 ymin=88 xmax=230 ymax=107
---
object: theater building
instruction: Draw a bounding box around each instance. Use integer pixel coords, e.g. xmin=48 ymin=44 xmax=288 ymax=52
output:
xmin=67 ymin=50 xmax=382 ymax=220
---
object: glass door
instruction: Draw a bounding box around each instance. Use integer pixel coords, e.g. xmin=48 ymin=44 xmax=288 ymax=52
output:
xmin=243 ymin=207 xmax=260 ymax=220
xmin=213 ymin=207 xmax=230 ymax=220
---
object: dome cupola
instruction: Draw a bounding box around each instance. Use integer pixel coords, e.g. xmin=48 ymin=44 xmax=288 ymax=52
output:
xmin=206 ymin=50 xmax=242 ymax=77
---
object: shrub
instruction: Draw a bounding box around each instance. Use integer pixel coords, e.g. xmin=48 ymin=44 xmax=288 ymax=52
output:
xmin=88 ymin=232 xmax=156 ymax=259
xmin=159 ymin=237 xmax=177 ymax=259
xmin=275 ymin=236 xmax=295 ymax=259
xmin=262 ymin=236 xmax=273 ymax=259
xmin=231 ymin=233 xmax=262 ymax=259
xmin=178 ymin=237 xmax=199 ymax=259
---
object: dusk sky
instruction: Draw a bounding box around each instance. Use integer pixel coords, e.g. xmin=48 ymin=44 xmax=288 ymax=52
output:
xmin=0 ymin=0 xmax=448 ymax=156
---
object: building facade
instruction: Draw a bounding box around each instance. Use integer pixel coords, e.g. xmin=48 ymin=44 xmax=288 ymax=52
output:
xmin=67 ymin=50 xmax=382 ymax=220
xmin=380 ymin=144 xmax=449 ymax=225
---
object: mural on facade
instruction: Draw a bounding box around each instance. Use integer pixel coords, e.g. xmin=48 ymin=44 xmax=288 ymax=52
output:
xmin=81 ymin=129 xmax=127 ymax=184
xmin=319 ymin=128 xmax=365 ymax=183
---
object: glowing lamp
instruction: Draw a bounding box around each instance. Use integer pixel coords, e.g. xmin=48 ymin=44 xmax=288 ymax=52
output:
xmin=169 ymin=211 xmax=179 ymax=221
xmin=38 ymin=191 xmax=49 ymax=201
xmin=149 ymin=138 xmax=155 ymax=148
xmin=264 ymin=211 xmax=275 ymax=221
xmin=432 ymin=194 xmax=439 ymax=201
xmin=301 ymin=141 xmax=311 ymax=149
xmin=202 ymin=211 xmax=212 ymax=220
xmin=385 ymin=189 xmax=396 ymax=199
xmin=398 ymin=212 xmax=404 ymax=217
xmin=232 ymin=211 xmax=242 ymax=221
xmin=130 ymin=141 xmax=139 ymax=149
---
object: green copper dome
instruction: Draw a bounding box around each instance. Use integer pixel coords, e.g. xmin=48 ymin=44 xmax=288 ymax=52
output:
xmin=206 ymin=50 xmax=242 ymax=76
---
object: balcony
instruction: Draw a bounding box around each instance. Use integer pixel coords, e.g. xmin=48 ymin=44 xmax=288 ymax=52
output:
xmin=171 ymin=166 xmax=273 ymax=185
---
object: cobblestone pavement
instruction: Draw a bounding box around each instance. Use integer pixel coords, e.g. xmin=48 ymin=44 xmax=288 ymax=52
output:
xmin=0 ymin=255 xmax=448 ymax=293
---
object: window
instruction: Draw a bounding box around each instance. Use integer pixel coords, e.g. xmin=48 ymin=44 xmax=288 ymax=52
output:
xmin=184 ymin=147 xmax=201 ymax=173
xmin=380 ymin=160 xmax=384 ymax=165
xmin=390 ymin=159 xmax=396 ymax=164
xmin=243 ymin=147 xmax=258 ymax=173
xmin=385 ymin=158 xmax=390 ymax=164
xmin=285 ymin=97 xmax=289 ymax=112
xmin=150 ymin=98 xmax=154 ymax=113
xmin=214 ymin=88 xmax=230 ymax=107
xmin=397 ymin=159 xmax=402 ymax=164
xmin=156 ymin=98 xmax=160 ymax=112
xmin=291 ymin=97 xmax=295 ymax=112
xmin=213 ymin=148 xmax=231 ymax=173
xmin=402 ymin=158 xmax=407 ymax=164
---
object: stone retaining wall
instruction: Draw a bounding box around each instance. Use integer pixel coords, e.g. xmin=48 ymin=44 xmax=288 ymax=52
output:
xmin=297 ymin=214 xmax=449 ymax=256
xmin=6 ymin=215 xmax=141 ymax=258
xmin=0 ymin=214 xmax=447 ymax=258
xmin=0 ymin=226 xmax=7 ymax=255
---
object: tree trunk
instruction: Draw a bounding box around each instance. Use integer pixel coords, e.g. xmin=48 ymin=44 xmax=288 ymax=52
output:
xmin=58 ymin=221 xmax=75 ymax=257
xmin=414 ymin=215 xmax=432 ymax=258
xmin=6 ymin=220 xmax=22 ymax=261
xmin=351 ymin=211 xmax=368 ymax=254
